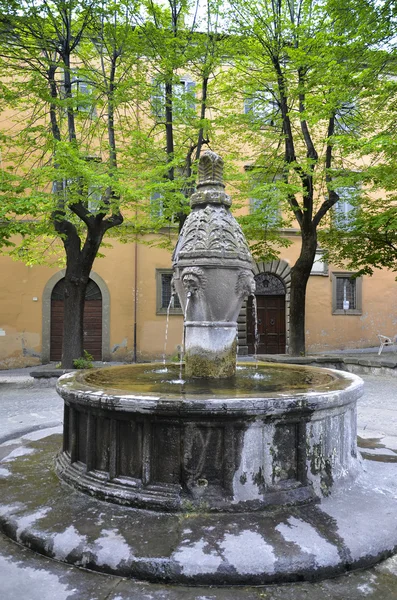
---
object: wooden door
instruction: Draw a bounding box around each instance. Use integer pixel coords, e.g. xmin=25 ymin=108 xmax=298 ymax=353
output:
xmin=247 ymin=295 xmax=286 ymax=354
xmin=50 ymin=279 xmax=102 ymax=361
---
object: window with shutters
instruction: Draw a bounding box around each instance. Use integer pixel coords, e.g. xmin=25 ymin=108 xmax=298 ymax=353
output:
xmin=156 ymin=269 xmax=182 ymax=315
xmin=332 ymin=272 xmax=362 ymax=315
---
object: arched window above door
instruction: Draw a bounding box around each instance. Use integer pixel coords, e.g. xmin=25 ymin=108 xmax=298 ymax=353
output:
xmin=255 ymin=273 xmax=286 ymax=295
xmin=51 ymin=278 xmax=102 ymax=301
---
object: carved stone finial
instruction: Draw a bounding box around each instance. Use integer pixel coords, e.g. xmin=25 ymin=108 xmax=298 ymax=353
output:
xmin=197 ymin=151 xmax=225 ymax=190
xmin=190 ymin=150 xmax=231 ymax=207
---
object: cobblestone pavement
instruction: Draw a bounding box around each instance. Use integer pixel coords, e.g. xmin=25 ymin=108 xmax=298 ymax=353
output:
xmin=0 ymin=371 xmax=396 ymax=599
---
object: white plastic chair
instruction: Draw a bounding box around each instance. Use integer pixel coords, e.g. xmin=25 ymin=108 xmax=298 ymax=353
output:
xmin=378 ymin=334 xmax=397 ymax=355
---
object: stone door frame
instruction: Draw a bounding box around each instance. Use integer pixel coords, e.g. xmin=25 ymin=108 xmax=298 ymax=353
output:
xmin=42 ymin=270 xmax=111 ymax=363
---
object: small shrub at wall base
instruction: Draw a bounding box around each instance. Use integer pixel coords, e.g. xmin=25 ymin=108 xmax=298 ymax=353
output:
xmin=73 ymin=350 xmax=94 ymax=370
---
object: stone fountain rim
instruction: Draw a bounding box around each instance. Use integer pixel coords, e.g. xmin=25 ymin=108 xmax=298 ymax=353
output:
xmin=56 ymin=362 xmax=363 ymax=417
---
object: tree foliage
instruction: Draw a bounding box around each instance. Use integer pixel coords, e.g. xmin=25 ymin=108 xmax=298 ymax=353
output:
xmin=318 ymin=0 xmax=397 ymax=277
xmin=0 ymin=0 xmax=224 ymax=365
xmin=221 ymin=0 xmax=397 ymax=354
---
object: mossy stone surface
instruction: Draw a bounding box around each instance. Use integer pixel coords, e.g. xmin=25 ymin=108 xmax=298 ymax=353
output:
xmin=185 ymin=340 xmax=237 ymax=379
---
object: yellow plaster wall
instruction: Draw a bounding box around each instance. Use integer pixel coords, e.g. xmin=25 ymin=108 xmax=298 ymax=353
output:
xmin=0 ymin=236 xmax=185 ymax=367
xmin=306 ymin=266 xmax=397 ymax=352
xmin=0 ymin=258 xmax=55 ymax=367
xmin=134 ymin=239 xmax=183 ymax=362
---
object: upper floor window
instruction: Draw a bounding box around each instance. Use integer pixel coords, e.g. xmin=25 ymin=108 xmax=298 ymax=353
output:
xmin=310 ymin=249 xmax=328 ymax=276
xmin=52 ymin=173 xmax=102 ymax=214
xmin=150 ymin=192 xmax=164 ymax=218
xmin=247 ymin=168 xmax=282 ymax=226
xmin=87 ymin=185 xmax=102 ymax=214
xmin=151 ymin=77 xmax=196 ymax=121
xmin=334 ymin=101 xmax=358 ymax=134
xmin=333 ymin=186 xmax=358 ymax=230
xmin=60 ymin=70 xmax=97 ymax=117
xmin=249 ymin=196 xmax=280 ymax=226
xmin=244 ymin=90 xmax=280 ymax=126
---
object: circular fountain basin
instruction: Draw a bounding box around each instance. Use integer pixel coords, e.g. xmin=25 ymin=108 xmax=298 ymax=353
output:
xmin=56 ymin=362 xmax=363 ymax=512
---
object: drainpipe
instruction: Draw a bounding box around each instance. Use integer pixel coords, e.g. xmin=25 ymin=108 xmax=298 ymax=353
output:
xmin=133 ymin=236 xmax=138 ymax=363
xmin=133 ymin=57 xmax=141 ymax=364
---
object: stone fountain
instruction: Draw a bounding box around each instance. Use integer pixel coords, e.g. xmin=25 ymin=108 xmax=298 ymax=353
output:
xmin=172 ymin=150 xmax=255 ymax=378
xmin=1 ymin=151 xmax=397 ymax=586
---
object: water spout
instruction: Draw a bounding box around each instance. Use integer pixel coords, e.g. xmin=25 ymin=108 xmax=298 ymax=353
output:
xmin=172 ymin=150 xmax=255 ymax=378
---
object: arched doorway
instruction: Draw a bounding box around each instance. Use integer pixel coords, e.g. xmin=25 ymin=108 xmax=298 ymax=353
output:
xmin=50 ymin=278 xmax=103 ymax=361
xmin=247 ymin=273 xmax=286 ymax=354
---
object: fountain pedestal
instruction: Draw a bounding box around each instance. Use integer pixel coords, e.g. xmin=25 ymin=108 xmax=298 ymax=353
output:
xmin=172 ymin=151 xmax=255 ymax=378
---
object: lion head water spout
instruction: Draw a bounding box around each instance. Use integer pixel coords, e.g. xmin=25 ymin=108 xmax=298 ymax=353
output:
xmin=172 ymin=150 xmax=255 ymax=378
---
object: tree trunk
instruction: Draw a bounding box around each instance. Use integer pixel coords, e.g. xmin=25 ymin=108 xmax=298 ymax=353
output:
xmin=62 ymin=270 xmax=89 ymax=368
xmin=289 ymin=229 xmax=317 ymax=356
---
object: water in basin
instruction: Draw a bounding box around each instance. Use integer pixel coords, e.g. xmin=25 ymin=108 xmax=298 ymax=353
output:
xmin=81 ymin=363 xmax=338 ymax=399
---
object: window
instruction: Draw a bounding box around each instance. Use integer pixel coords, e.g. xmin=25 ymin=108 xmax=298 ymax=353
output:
xmin=332 ymin=272 xmax=362 ymax=315
xmin=150 ymin=192 xmax=164 ymax=218
xmin=87 ymin=186 xmax=102 ymax=214
xmin=52 ymin=176 xmax=102 ymax=213
xmin=333 ymin=186 xmax=357 ymax=230
xmin=52 ymin=178 xmax=77 ymax=202
xmin=151 ymin=77 xmax=196 ymax=120
xmin=311 ymin=249 xmax=328 ymax=276
xmin=335 ymin=101 xmax=358 ymax=134
xmin=60 ymin=70 xmax=96 ymax=117
xmin=244 ymin=90 xmax=280 ymax=126
xmin=156 ymin=269 xmax=182 ymax=314
xmin=149 ymin=192 xmax=177 ymax=224
xmin=249 ymin=197 xmax=280 ymax=225
xmin=73 ymin=73 xmax=97 ymax=117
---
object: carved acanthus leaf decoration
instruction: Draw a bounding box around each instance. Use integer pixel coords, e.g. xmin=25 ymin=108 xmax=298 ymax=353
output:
xmin=174 ymin=205 xmax=252 ymax=262
xmin=197 ymin=151 xmax=224 ymax=189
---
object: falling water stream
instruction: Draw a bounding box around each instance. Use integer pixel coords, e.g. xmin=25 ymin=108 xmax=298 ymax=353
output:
xmin=251 ymin=294 xmax=259 ymax=368
xmin=163 ymin=294 xmax=175 ymax=365
xmin=235 ymin=325 xmax=239 ymax=365
xmin=179 ymin=293 xmax=191 ymax=381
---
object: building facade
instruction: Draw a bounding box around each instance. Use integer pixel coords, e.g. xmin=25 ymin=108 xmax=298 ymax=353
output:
xmin=1 ymin=229 xmax=396 ymax=369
